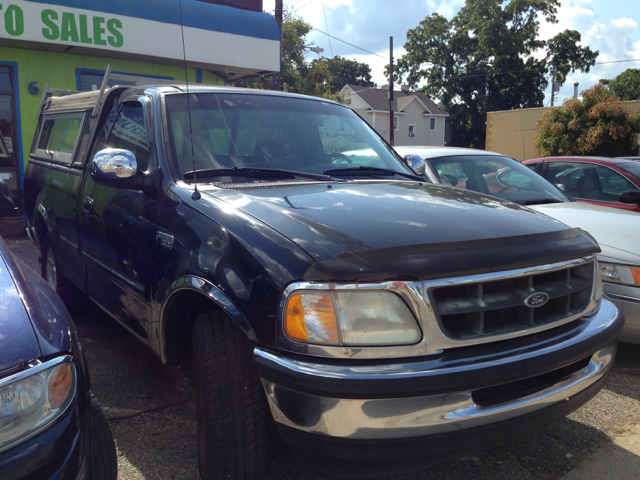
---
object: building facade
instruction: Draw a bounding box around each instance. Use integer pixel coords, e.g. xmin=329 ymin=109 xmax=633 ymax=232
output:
xmin=486 ymin=100 xmax=640 ymax=161
xmin=0 ymin=0 xmax=279 ymax=197
xmin=340 ymin=84 xmax=449 ymax=147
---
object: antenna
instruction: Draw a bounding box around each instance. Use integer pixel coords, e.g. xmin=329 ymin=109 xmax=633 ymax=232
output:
xmin=178 ymin=0 xmax=201 ymax=200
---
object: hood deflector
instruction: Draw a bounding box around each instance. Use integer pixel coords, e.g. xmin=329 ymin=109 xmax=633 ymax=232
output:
xmin=303 ymin=228 xmax=600 ymax=283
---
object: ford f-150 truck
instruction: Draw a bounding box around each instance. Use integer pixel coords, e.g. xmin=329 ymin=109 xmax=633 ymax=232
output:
xmin=24 ymin=83 xmax=623 ymax=479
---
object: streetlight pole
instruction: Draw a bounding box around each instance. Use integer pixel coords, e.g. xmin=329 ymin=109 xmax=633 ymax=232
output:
xmin=272 ymin=0 xmax=283 ymax=91
xmin=389 ymin=36 xmax=394 ymax=146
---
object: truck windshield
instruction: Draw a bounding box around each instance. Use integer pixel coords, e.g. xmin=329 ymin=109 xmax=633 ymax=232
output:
xmin=164 ymin=92 xmax=413 ymax=180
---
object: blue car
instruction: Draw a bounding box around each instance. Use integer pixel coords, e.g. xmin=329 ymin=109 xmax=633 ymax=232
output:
xmin=0 ymin=235 xmax=114 ymax=479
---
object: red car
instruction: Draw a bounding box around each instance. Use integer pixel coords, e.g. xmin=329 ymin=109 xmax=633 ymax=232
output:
xmin=523 ymin=156 xmax=640 ymax=212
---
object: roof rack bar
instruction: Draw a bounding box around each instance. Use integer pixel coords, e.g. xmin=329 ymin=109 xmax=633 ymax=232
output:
xmin=35 ymin=83 xmax=81 ymax=119
xmin=92 ymin=64 xmax=112 ymax=117
xmin=35 ymin=82 xmax=49 ymax=120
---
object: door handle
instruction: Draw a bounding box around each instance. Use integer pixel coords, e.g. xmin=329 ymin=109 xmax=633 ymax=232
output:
xmin=82 ymin=196 xmax=94 ymax=214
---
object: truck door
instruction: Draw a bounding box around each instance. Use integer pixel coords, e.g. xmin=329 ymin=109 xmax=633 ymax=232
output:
xmin=78 ymin=99 xmax=157 ymax=340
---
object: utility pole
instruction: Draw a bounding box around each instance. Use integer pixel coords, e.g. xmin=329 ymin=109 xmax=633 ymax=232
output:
xmin=272 ymin=0 xmax=283 ymax=91
xmin=389 ymin=36 xmax=394 ymax=146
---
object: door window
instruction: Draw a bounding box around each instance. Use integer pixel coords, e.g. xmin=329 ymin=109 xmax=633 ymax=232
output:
xmin=546 ymin=161 xmax=636 ymax=202
xmin=104 ymin=102 xmax=151 ymax=171
xmin=594 ymin=165 xmax=638 ymax=201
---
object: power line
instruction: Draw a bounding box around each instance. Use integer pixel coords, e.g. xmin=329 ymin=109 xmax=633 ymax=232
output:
xmin=310 ymin=26 xmax=387 ymax=59
xmin=431 ymin=57 xmax=640 ymax=81
xmin=291 ymin=0 xmax=316 ymax=13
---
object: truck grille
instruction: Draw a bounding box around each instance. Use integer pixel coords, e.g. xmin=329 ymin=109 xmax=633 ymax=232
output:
xmin=430 ymin=261 xmax=594 ymax=339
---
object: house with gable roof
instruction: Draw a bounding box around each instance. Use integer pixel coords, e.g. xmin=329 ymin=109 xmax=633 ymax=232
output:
xmin=339 ymin=84 xmax=450 ymax=147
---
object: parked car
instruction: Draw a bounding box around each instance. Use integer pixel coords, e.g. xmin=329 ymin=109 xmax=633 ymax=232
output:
xmin=24 ymin=85 xmax=622 ymax=479
xmin=0 ymin=234 xmax=115 ymax=479
xmin=522 ymin=156 xmax=640 ymax=212
xmin=396 ymin=146 xmax=640 ymax=344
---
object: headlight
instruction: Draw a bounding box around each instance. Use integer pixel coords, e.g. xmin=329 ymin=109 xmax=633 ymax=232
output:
xmin=0 ymin=357 xmax=76 ymax=452
xmin=600 ymin=262 xmax=640 ymax=286
xmin=284 ymin=290 xmax=421 ymax=346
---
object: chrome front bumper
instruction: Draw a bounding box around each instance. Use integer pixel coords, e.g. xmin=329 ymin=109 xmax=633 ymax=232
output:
xmin=256 ymin=299 xmax=621 ymax=441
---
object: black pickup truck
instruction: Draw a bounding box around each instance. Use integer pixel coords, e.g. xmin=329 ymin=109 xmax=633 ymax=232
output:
xmin=24 ymin=84 xmax=623 ymax=479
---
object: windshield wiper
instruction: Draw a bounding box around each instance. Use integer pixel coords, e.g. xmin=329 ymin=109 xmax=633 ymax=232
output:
xmin=183 ymin=167 xmax=338 ymax=182
xmin=522 ymin=198 xmax=565 ymax=206
xmin=322 ymin=166 xmax=425 ymax=181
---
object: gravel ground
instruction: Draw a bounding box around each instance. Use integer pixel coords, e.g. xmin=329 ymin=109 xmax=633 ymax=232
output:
xmin=5 ymin=233 xmax=640 ymax=480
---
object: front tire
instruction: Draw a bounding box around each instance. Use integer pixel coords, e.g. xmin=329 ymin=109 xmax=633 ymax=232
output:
xmin=192 ymin=310 xmax=270 ymax=480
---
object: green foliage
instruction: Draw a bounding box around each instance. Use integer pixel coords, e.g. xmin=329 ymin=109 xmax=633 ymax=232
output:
xmin=602 ymin=69 xmax=640 ymax=101
xmin=396 ymin=0 xmax=598 ymax=148
xmin=231 ymin=13 xmax=373 ymax=101
xmin=319 ymin=56 xmax=375 ymax=93
xmin=535 ymin=84 xmax=640 ymax=156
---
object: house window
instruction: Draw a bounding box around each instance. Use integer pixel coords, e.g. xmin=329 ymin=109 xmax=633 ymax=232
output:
xmin=429 ymin=118 xmax=436 ymax=131
xmin=408 ymin=125 xmax=415 ymax=138
xmin=394 ymin=116 xmax=398 ymax=130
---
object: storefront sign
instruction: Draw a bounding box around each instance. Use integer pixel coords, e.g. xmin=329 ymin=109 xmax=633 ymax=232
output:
xmin=0 ymin=1 xmax=279 ymax=73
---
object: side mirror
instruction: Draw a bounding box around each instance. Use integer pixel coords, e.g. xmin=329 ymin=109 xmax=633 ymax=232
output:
xmin=555 ymin=183 xmax=565 ymax=192
xmin=402 ymin=154 xmax=426 ymax=176
xmin=91 ymin=148 xmax=138 ymax=181
xmin=619 ymin=189 xmax=640 ymax=205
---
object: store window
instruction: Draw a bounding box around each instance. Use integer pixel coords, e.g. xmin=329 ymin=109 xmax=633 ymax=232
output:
xmin=0 ymin=66 xmax=17 ymax=168
xmin=78 ymin=70 xmax=174 ymax=92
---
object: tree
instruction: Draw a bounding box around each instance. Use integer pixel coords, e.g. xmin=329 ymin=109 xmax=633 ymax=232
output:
xmin=534 ymin=83 xmax=640 ymax=157
xmin=232 ymin=14 xmax=373 ymax=100
xmin=602 ymin=68 xmax=640 ymax=101
xmin=232 ymin=14 xmax=312 ymax=92
xmin=319 ymin=56 xmax=375 ymax=93
xmin=395 ymin=0 xmax=598 ymax=148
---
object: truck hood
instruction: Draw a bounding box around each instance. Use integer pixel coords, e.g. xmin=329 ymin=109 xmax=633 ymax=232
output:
xmin=532 ymin=202 xmax=640 ymax=265
xmin=212 ymin=181 xmax=573 ymax=262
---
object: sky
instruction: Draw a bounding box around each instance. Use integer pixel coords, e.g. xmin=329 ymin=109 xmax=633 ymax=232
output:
xmin=263 ymin=0 xmax=640 ymax=105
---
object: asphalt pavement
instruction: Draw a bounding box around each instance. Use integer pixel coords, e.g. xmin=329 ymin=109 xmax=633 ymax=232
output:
xmin=5 ymin=233 xmax=640 ymax=480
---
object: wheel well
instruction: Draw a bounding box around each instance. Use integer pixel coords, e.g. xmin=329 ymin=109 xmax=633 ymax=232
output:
xmin=162 ymin=290 xmax=223 ymax=367
xmin=33 ymin=211 xmax=47 ymax=248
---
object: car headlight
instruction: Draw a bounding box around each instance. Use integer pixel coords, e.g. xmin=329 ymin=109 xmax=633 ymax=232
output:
xmin=284 ymin=290 xmax=421 ymax=346
xmin=600 ymin=262 xmax=640 ymax=287
xmin=0 ymin=357 xmax=76 ymax=452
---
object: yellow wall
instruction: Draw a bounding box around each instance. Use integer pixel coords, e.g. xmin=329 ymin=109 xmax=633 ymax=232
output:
xmin=486 ymin=100 xmax=640 ymax=161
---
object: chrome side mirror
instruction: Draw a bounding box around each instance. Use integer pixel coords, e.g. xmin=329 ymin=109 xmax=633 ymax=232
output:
xmin=91 ymin=148 xmax=138 ymax=180
xmin=555 ymin=183 xmax=565 ymax=192
xmin=403 ymin=154 xmax=426 ymax=176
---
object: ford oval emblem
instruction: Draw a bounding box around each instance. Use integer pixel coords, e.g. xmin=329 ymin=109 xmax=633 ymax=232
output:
xmin=525 ymin=292 xmax=549 ymax=308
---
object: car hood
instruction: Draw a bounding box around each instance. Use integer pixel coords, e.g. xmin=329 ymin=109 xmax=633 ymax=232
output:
xmin=0 ymin=251 xmax=41 ymax=373
xmin=212 ymin=181 xmax=572 ymax=262
xmin=532 ymin=202 xmax=640 ymax=265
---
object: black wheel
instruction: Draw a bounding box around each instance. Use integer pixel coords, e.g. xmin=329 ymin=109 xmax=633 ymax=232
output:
xmin=193 ymin=310 xmax=270 ymax=480
xmin=90 ymin=395 xmax=118 ymax=480
xmin=40 ymin=232 xmax=75 ymax=302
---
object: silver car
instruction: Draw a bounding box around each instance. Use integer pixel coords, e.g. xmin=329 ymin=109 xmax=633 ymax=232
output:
xmin=395 ymin=146 xmax=640 ymax=343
